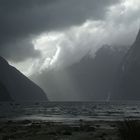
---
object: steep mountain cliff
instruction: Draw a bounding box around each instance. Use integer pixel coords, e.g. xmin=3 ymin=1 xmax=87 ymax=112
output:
xmin=113 ymin=29 xmax=140 ymax=100
xmin=0 ymin=56 xmax=48 ymax=101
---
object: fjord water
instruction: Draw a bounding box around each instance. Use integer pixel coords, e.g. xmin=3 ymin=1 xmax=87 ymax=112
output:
xmin=0 ymin=101 xmax=140 ymax=122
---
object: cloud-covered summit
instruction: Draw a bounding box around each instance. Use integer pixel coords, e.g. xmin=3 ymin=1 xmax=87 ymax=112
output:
xmin=1 ymin=0 xmax=140 ymax=100
xmin=0 ymin=0 xmax=140 ymax=76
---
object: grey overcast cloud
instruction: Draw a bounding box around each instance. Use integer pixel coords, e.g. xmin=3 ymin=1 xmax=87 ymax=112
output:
xmin=0 ymin=0 xmax=140 ymax=76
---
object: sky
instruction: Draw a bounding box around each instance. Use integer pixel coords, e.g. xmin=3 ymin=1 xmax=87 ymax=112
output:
xmin=0 ymin=0 xmax=140 ymax=76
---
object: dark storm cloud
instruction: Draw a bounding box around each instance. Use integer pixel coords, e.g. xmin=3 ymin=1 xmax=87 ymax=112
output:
xmin=0 ymin=0 xmax=120 ymax=61
xmin=0 ymin=39 xmax=41 ymax=62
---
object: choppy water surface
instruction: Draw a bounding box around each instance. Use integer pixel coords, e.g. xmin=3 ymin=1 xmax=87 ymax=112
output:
xmin=0 ymin=101 xmax=140 ymax=122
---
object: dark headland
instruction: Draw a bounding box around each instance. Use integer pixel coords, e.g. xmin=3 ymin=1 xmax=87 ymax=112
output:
xmin=0 ymin=56 xmax=48 ymax=102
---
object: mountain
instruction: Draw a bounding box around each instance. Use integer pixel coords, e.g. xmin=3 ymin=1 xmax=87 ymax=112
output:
xmin=0 ymin=56 xmax=48 ymax=101
xmin=0 ymin=82 xmax=12 ymax=101
xmin=32 ymin=45 xmax=126 ymax=101
xmin=112 ymin=29 xmax=140 ymax=100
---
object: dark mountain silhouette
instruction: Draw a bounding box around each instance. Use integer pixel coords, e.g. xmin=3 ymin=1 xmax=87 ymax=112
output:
xmin=65 ymin=46 xmax=126 ymax=100
xmin=112 ymin=29 xmax=140 ymax=100
xmin=32 ymin=45 xmax=126 ymax=101
xmin=0 ymin=82 xmax=12 ymax=101
xmin=0 ymin=56 xmax=48 ymax=101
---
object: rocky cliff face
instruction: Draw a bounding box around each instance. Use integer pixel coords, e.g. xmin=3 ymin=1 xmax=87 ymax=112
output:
xmin=113 ymin=30 xmax=140 ymax=100
xmin=0 ymin=56 xmax=48 ymax=102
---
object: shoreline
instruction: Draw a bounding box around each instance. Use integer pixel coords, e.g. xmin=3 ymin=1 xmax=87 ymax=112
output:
xmin=0 ymin=119 xmax=127 ymax=140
